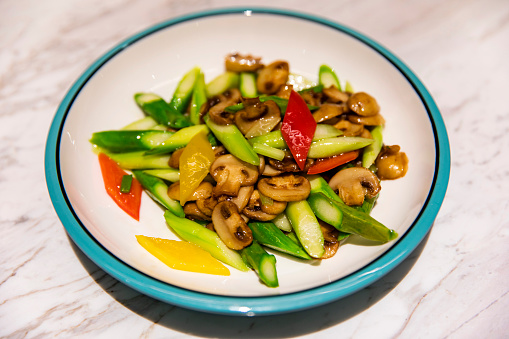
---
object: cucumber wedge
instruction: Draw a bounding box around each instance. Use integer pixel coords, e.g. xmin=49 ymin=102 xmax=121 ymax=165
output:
xmin=285 ymin=200 xmax=324 ymax=258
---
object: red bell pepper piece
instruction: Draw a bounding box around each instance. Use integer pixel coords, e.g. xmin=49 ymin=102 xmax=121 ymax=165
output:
xmin=98 ymin=153 xmax=142 ymax=220
xmin=281 ymin=90 xmax=317 ymax=170
xmin=307 ymin=150 xmax=360 ymax=175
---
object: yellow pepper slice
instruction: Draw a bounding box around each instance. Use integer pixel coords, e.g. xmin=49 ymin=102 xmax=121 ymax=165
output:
xmin=136 ymin=235 xmax=230 ymax=276
xmin=178 ymin=131 xmax=215 ymax=205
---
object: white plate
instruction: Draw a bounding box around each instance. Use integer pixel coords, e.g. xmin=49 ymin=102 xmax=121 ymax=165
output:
xmin=46 ymin=8 xmax=450 ymax=315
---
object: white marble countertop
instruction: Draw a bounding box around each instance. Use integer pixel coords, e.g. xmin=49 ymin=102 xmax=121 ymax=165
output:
xmin=1 ymin=0 xmax=508 ymax=337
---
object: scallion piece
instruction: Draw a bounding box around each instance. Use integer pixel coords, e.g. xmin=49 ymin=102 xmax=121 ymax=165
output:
xmin=120 ymin=174 xmax=133 ymax=193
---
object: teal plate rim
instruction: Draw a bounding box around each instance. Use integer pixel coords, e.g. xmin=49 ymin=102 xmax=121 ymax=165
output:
xmin=45 ymin=7 xmax=450 ymax=316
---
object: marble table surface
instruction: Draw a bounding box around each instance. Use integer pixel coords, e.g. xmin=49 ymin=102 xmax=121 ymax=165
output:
xmin=1 ymin=0 xmax=508 ymax=337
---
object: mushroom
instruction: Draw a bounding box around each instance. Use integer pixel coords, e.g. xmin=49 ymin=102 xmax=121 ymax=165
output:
xmin=322 ymin=86 xmax=350 ymax=103
xmin=256 ymin=60 xmax=289 ymax=94
xmin=212 ymin=201 xmax=253 ymax=250
xmin=213 ymin=145 xmax=227 ymax=158
xmin=375 ymin=145 xmax=409 ymax=180
xmin=184 ymin=202 xmax=211 ymax=221
xmin=299 ymin=89 xmax=323 ymax=107
xmin=348 ymin=114 xmax=385 ymax=126
xmin=333 ymin=118 xmax=364 ymax=137
xmin=242 ymin=190 xmax=283 ymax=221
xmin=225 ymin=53 xmax=263 ymax=73
xmin=261 ymin=163 xmax=283 ymax=176
xmin=258 ymin=155 xmax=266 ymax=175
xmin=196 ymin=196 xmax=218 ymax=217
xmin=328 ymin=167 xmax=381 ymax=206
xmin=312 ymin=103 xmax=349 ymax=123
xmin=167 ymin=181 xmax=213 ymax=201
xmin=257 ymin=174 xmax=311 ymax=201
xmin=276 ymin=84 xmax=293 ymax=99
xmin=168 ymin=147 xmax=185 ymax=168
xmin=217 ymin=185 xmax=254 ymax=212
xmin=347 ymin=92 xmax=380 ymax=116
xmin=319 ymin=221 xmax=340 ymax=259
xmin=207 ymin=88 xmax=242 ymax=125
xmin=268 ymin=151 xmax=314 ymax=173
xmin=234 ymin=98 xmax=281 ymax=137
xmin=210 ymin=154 xmax=259 ymax=196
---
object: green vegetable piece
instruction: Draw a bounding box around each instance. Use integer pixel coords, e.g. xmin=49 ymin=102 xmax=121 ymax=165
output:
xmin=285 ymin=200 xmax=325 ymax=258
xmin=204 ymin=115 xmax=260 ymax=166
xmin=144 ymin=125 xmax=209 ymax=155
xmin=189 ymin=72 xmax=207 ymax=125
xmin=90 ymin=130 xmax=174 ymax=153
xmin=225 ymin=95 xmax=318 ymax=114
xmin=206 ymin=71 xmax=239 ymax=97
xmin=134 ymin=92 xmax=191 ymax=129
xmin=307 ymin=193 xmax=343 ymax=229
xmin=120 ymin=174 xmax=133 ymax=193
xmin=362 ymin=125 xmax=383 ymax=168
xmin=164 ymin=210 xmax=249 ymax=272
xmin=319 ymin=64 xmax=342 ymax=91
xmin=248 ymin=222 xmax=311 ymax=260
xmin=121 ymin=116 xmax=159 ymax=130
xmin=248 ymin=124 xmax=343 ymax=150
xmin=133 ymin=171 xmax=184 ymax=217
xmin=298 ymin=84 xmax=324 ymax=94
xmin=241 ymin=240 xmax=279 ymax=287
xmin=106 ymin=151 xmax=171 ymax=169
xmin=307 ymin=137 xmax=373 ymax=158
xmin=286 ymin=231 xmax=301 ymax=245
xmin=307 ymin=174 xmax=342 ymax=202
xmin=169 ymin=66 xmax=200 ymax=115
xmin=239 ymin=72 xmax=258 ymax=98
xmin=272 ymin=213 xmax=292 ymax=232
xmin=142 ymin=169 xmax=180 ymax=182
xmin=355 ymin=194 xmax=379 ymax=215
xmin=331 ymin=197 xmax=397 ymax=243
xmin=344 ymin=81 xmax=354 ymax=93
xmin=252 ymin=143 xmax=285 ymax=161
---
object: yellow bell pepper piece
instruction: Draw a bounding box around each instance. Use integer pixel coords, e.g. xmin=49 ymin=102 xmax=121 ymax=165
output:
xmin=136 ymin=235 xmax=230 ymax=276
xmin=178 ymin=131 xmax=215 ymax=205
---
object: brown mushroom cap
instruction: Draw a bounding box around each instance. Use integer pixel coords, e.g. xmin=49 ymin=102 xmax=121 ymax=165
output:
xmin=168 ymin=147 xmax=185 ymax=169
xmin=184 ymin=202 xmax=212 ymax=221
xmin=196 ymin=196 xmax=218 ymax=217
xmin=319 ymin=221 xmax=340 ymax=259
xmin=333 ymin=118 xmax=365 ymax=137
xmin=375 ymin=145 xmax=409 ymax=180
xmin=212 ymin=201 xmax=253 ymax=250
xmin=242 ymin=190 xmax=280 ymax=221
xmin=207 ymin=88 xmax=242 ymax=125
xmin=210 ymin=154 xmax=259 ymax=196
xmin=256 ymin=61 xmax=290 ymax=94
xmin=225 ymin=53 xmax=263 ymax=73
xmin=322 ymin=86 xmax=350 ymax=103
xmin=257 ymin=174 xmax=311 ymax=202
xmin=235 ymin=99 xmax=281 ymax=138
xmin=328 ymin=167 xmax=381 ymax=206
xmin=312 ymin=103 xmax=349 ymax=123
xmin=268 ymin=151 xmax=314 ymax=173
xmin=168 ymin=181 xmax=213 ymax=201
xmin=217 ymin=185 xmax=254 ymax=212
xmin=347 ymin=92 xmax=380 ymax=116
xmin=348 ymin=114 xmax=385 ymax=126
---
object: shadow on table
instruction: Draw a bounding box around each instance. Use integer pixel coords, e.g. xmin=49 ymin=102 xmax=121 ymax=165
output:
xmin=71 ymin=230 xmax=430 ymax=338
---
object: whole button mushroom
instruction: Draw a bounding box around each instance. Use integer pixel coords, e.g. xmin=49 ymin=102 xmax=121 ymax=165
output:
xmin=212 ymin=201 xmax=253 ymax=250
xmin=375 ymin=145 xmax=409 ymax=180
xmin=256 ymin=60 xmax=290 ymax=94
xmin=225 ymin=53 xmax=263 ymax=73
xmin=347 ymin=92 xmax=380 ymax=117
xmin=328 ymin=167 xmax=381 ymax=206
xmin=210 ymin=154 xmax=259 ymax=196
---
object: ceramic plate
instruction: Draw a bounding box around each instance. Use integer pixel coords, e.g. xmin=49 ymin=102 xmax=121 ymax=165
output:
xmin=45 ymin=8 xmax=450 ymax=315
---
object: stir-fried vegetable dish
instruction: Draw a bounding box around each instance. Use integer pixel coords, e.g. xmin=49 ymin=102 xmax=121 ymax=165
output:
xmin=91 ymin=53 xmax=409 ymax=288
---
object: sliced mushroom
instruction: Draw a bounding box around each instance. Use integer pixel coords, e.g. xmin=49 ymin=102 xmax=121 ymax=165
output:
xmin=256 ymin=60 xmax=289 ymax=94
xmin=217 ymin=185 xmax=254 ymax=212
xmin=312 ymin=103 xmax=348 ymax=123
xmin=258 ymin=155 xmax=266 ymax=175
xmin=235 ymin=99 xmax=281 ymax=137
xmin=319 ymin=221 xmax=340 ymax=259
xmin=184 ymin=202 xmax=211 ymax=221
xmin=225 ymin=53 xmax=263 ymax=72
xmin=261 ymin=163 xmax=283 ymax=176
xmin=268 ymin=151 xmax=314 ymax=173
xmin=347 ymin=92 xmax=380 ymax=116
xmin=276 ymin=84 xmax=293 ymax=99
xmin=167 ymin=181 xmax=213 ymax=201
xmin=359 ymin=128 xmax=373 ymax=139
xmin=257 ymin=174 xmax=311 ymax=202
xmin=322 ymin=86 xmax=350 ymax=103
xmin=300 ymin=89 xmax=323 ymax=107
xmin=348 ymin=114 xmax=385 ymax=126
xmin=328 ymin=167 xmax=381 ymax=206
xmin=213 ymin=145 xmax=227 ymax=158
xmin=375 ymin=145 xmax=409 ymax=180
xmin=207 ymin=88 xmax=242 ymax=125
xmin=333 ymin=118 xmax=364 ymax=137
xmin=168 ymin=147 xmax=185 ymax=168
xmin=196 ymin=196 xmax=218 ymax=217
xmin=212 ymin=201 xmax=253 ymax=250
xmin=210 ymin=154 xmax=259 ymax=196
xmin=242 ymin=190 xmax=280 ymax=221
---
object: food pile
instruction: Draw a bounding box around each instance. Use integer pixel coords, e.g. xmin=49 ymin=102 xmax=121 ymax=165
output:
xmin=90 ymin=53 xmax=408 ymax=288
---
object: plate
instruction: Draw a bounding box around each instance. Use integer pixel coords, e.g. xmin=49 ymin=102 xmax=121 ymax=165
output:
xmin=45 ymin=8 xmax=450 ymax=315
